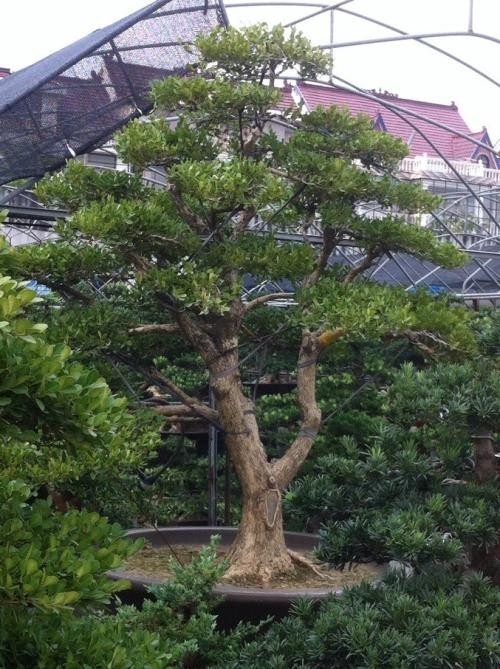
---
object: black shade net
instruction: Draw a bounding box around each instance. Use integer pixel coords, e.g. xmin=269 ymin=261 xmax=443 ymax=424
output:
xmin=0 ymin=0 xmax=228 ymax=186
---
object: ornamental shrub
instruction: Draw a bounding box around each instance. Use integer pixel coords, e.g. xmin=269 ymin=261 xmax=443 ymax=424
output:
xmin=232 ymin=570 xmax=500 ymax=669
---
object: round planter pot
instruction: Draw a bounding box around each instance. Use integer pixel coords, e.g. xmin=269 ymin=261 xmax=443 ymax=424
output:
xmin=108 ymin=526 xmax=381 ymax=626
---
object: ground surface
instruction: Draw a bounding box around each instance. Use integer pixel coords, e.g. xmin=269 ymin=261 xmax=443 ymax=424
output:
xmin=123 ymin=543 xmax=381 ymax=589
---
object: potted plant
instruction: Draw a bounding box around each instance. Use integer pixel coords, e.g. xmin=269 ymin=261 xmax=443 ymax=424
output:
xmin=16 ymin=24 xmax=469 ymax=592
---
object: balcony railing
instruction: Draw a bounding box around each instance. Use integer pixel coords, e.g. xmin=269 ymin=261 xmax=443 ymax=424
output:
xmin=400 ymin=155 xmax=500 ymax=184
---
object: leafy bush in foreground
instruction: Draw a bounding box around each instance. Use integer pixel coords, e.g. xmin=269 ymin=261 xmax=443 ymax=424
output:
xmin=1 ymin=539 xmax=254 ymax=669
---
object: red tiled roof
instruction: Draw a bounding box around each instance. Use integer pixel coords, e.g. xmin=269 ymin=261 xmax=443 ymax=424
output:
xmin=295 ymin=82 xmax=490 ymax=163
xmin=278 ymin=83 xmax=295 ymax=110
xmin=0 ymin=67 xmax=10 ymax=79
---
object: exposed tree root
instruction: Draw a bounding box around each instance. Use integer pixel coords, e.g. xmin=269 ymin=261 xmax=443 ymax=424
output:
xmin=287 ymin=549 xmax=332 ymax=580
xmin=221 ymin=553 xmax=295 ymax=586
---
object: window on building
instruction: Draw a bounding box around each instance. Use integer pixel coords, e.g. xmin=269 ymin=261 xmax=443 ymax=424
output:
xmin=477 ymin=155 xmax=490 ymax=168
xmin=143 ymin=166 xmax=167 ymax=187
xmin=85 ymin=152 xmax=117 ymax=170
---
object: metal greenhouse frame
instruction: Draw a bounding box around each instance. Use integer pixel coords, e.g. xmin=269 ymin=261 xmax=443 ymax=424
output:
xmin=2 ymin=0 xmax=500 ymax=303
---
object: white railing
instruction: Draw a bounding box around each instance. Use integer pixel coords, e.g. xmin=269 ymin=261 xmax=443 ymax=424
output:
xmin=400 ymin=155 xmax=500 ymax=184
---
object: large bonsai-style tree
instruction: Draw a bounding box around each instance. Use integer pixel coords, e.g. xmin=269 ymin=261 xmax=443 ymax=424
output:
xmin=9 ymin=25 xmax=471 ymax=583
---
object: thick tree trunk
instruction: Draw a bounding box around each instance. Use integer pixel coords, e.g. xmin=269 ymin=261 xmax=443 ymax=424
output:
xmin=224 ymin=477 xmax=293 ymax=584
xmin=471 ymin=431 xmax=497 ymax=483
xmin=470 ymin=431 xmax=499 ymax=584
xmin=206 ymin=329 xmax=326 ymax=583
xmin=209 ymin=340 xmax=294 ymax=584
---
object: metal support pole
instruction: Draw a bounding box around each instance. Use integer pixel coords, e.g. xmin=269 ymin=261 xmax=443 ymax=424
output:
xmin=468 ymin=0 xmax=474 ymax=33
xmin=207 ymin=387 xmax=218 ymax=526
xmin=329 ymin=9 xmax=334 ymax=82
xmin=224 ymin=448 xmax=232 ymax=526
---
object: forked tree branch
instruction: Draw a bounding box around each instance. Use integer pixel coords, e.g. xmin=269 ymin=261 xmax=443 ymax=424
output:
xmin=124 ymin=250 xmax=153 ymax=275
xmin=43 ymin=280 xmax=95 ymax=305
xmin=171 ymin=307 xmax=225 ymax=364
xmin=108 ymin=352 xmax=219 ymax=425
xmin=169 ymin=183 xmax=206 ymax=234
xmin=343 ymin=246 xmax=381 ymax=283
xmin=233 ymin=206 xmax=257 ymax=237
xmin=303 ymin=227 xmax=339 ymax=289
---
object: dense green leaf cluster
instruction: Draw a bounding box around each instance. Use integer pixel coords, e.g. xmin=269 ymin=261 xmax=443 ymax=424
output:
xmin=1 ymin=538 xmax=256 ymax=668
xmin=3 ymin=21 xmax=497 ymax=667
xmin=0 ymin=480 xmax=135 ymax=612
xmin=285 ymin=353 xmax=499 ymax=569
xmin=14 ymin=23 xmax=467 ymax=328
xmin=233 ymin=570 xmax=500 ymax=668
xmin=36 ymin=160 xmax=148 ymax=212
xmin=0 ymin=270 xmax=156 ymax=485
xmin=389 ymin=360 xmax=500 ymax=432
xmin=193 ymin=24 xmax=330 ymax=82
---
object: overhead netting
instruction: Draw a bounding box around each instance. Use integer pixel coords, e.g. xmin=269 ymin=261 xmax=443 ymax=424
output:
xmin=0 ymin=0 xmax=227 ymax=186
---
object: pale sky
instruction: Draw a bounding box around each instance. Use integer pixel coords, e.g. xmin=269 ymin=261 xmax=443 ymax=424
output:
xmin=1 ymin=0 xmax=500 ymax=145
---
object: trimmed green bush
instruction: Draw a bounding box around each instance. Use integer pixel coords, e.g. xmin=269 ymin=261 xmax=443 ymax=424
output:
xmin=233 ymin=571 xmax=500 ymax=668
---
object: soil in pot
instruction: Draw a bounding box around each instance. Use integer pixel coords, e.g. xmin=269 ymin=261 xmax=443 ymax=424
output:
xmin=122 ymin=542 xmax=380 ymax=589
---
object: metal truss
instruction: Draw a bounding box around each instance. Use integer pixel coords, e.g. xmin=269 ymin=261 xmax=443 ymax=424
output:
xmin=2 ymin=0 xmax=500 ymax=303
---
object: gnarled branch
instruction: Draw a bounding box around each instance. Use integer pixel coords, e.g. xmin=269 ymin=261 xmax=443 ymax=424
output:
xmin=169 ymin=183 xmax=206 ymax=234
xmin=129 ymin=323 xmax=180 ymax=335
xmin=123 ymin=250 xmax=152 ymax=275
xmin=233 ymin=206 xmax=257 ymax=237
xmin=271 ymin=331 xmax=322 ymax=489
xmin=43 ymin=280 xmax=95 ymax=305
xmin=344 ymin=247 xmax=381 ymax=284
xmin=303 ymin=227 xmax=339 ymax=289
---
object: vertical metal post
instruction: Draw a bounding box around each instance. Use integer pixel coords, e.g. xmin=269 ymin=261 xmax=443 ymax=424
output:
xmin=224 ymin=447 xmax=232 ymax=526
xmin=329 ymin=9 xmax=335 ymax=82
xmin=207 ymin=387 xmax=218 ymax=526
xmin=468 ymin=0 xmax=474 ymax=33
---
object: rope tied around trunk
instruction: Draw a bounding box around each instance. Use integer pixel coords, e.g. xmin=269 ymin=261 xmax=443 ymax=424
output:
xmin=299 ymin=427 xmax=319 ymax=439
xmin=297 ymin=357 xmax=317 ymax=369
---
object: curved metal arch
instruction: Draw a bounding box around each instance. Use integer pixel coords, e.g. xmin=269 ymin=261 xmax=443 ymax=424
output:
xmin=229 ymin=0 xmax=499 ymax=96
xmin=427 ymin=188 xmax=500 ymax=240
xmin=284 ymin=72 xmax=500 ymax=294
xmin=283 ymin=0 xmax=354 ymax=28
xmin=317 ymin=31 xmax=500 ymax=51
xmin=335 ymin=6 xmax=500 ymax=90
xmin=3 ymin=0 xmax=500 ymax=299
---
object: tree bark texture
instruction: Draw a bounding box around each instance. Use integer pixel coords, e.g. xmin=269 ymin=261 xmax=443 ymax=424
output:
xmin=209 ymin=340 xmax=294 ymax=583
xmin=470 ymin=431 xmax=499 ymax=584
xmin=169 ymin=306 xmax=326 ymax=583
xmin=203 ymin=329 xmax=325 ymax=583
xmin=471 ymin=432 xmax=498 ymax=483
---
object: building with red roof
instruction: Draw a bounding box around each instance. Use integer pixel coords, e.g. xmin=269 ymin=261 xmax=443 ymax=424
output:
xmin=291 ymin=82 xmax=499 ymax=169
xmin=278 ymin=81 xmax=500 ymax=247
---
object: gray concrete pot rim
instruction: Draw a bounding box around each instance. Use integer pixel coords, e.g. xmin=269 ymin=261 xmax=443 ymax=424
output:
xmin=108 ymin=526 xmax=383 ymax=602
